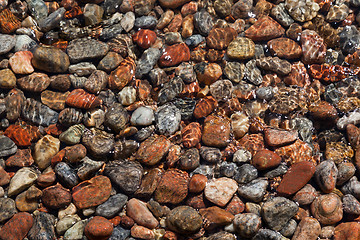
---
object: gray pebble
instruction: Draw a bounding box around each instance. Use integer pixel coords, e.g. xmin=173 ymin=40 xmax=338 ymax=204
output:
xmin=130 ymin=106 xmax=155 ymax=126
xmin=158 ymin=77 xmax=184 ymax=104
xmin=63 ymin=220 xmax=84 ymax=240
xmin=39 ymin=7 xmax=66 ymax=32
xmin=14 ymin=35 xmax=37 ymax=52
xmin=77 ymin=157 xmax=104 ymax=181
xmin=68 ymin=62 xmax=96 ymax=77
xmin=233 ymin=149 xmax=252 ymax=164
xmin=194 ymin=9 xmax=214 ymax=36
xmin=234 ymin=164 xmax=258 ymax=184
xmin=233 ymin=213 xmax=262 ymax=238
xmin=252 ymin=229 xmax=283 ymax=240
xmin=95 ymin=193 xmax=128 ymax=218
xmin=172 ymin=98 xmax=196 ymax=121
xmin=185 ymin=34 xmax=205 ymax=47
xmin=155 ymin=103 xmax=181 ymax=136
xmin=27 ymin=0 xmax=48 ymax=20
xmin=256 ymin=87 xmax=274 ymax=101
xmin=200 ymin=146 xmax=222 ymax=163
xmin=237 ymin=178 xmax=268 ymax=202
xmin=0 ymin=135 xmax=17 ymax=158
xmin=55 ymin=162 xmax=79 ymax=188
xmin=271 ymin=3 xmax=294 ymax=27
xmin=0 ymin=198 xmax=17 ymax=223
xmin=280 ymin=219 xmax=297 ymax=237
xmin=28 ymin=212 xmax=56 ymax=240
xmin=121 ymin=11 xmax=135 ymax=32
xmin=219 ymin=162 xmax=237 ymax=178
xmin=0 ymin=34 xmax=15 ymax=55
xmin=134 ymin=16 xmax=157 ymax=29
xmin=339 ymin=25 xmax=360 ymax=54
xmin=109 ymin=225 xmax=131 ymax=240
xmin=135 ymin=48 xmax=161 ymax=78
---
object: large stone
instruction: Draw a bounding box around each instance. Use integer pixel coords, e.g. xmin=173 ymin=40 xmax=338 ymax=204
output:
xmin=8 ymin=167 xmax=38 ymax=196
xmin=204 ymin=177 xmax=238 ymax=207
xmin=126 ymin=198 xmax=159 ymax=229
xmin=32 ymin=46 xmax=70 ymax=73
xmin=166 ymin=206 xmax=202 ymax=234
xmin=67 ymin=38 xmax=109 ymax=63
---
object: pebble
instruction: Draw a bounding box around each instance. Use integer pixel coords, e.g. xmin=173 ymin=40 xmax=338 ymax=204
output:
xmin=41 ymin=90 xmax=69 ymax=111
xmin=158 ymin=43 xmax=190 ymax=67
xmin=300 ymin=30 xmax=326 ymax=64
xmin=155 ymin=103 xmax=181 ymax=136
xmin=28 ymin=212 xmax=56 ymax=240
xmin=200 ymin=206 xmax=234 ymax=230
xmin=72 ymin=175 xmax=112 ymax=209
xmin=98 ymin=52 xmax=122 ymax=72
xmin=326 ymin=4 xmax=349 ymax=22
xmin=251 ymin=149 xmax=282 ymax=170
xmin=34 ymin=135 xmax=60 ymax=170
xmin=315 ymin=160 xmax=338 ymax=193
xmin=0 ymin=212 xmax=33 ymax=240
xmin=238 ymin=178 xmax=268 ymax=202
xmin=0 ymin=34 xmax=15 ymax=54
xmin=245 ymin=16 xmax=285 ymax=41
xmin=277 ymin=161 xmax=316 ymax=196
xmin=135 ymin=168 xmax=162 ymax=198
xmin=195 ymin=62 xmax=222 ymax=85
xmin=264 ymin=128 xmax=298 ymax=147
xmin=202 ymin=114 xmax=231 ymax=148
xmin=244 ymin=59 xmax=263 ymax=85
xmin=166 ymin=206 xmax=202 ymax=234
xmin=9 ymin=51 xmax=34 ymax=74
xmin=262 ymin=197 xmax=299 ymax=231
xmin=292 ymin=217 xmax=321 ymax=240
xmin=67 ymin=38 xmax=109 ymax=63
xmin=68 ymin=62 xmax=96 ymax=77
xmin=334 ymin=222 xmax=360 ymax=240
xmin=270 ymin=3 xmax=294 ymax=27
xmin=130 ymin=225 xmax=154 ymax=240
xmin=285 ymin=0 xmax=320 ymax=22
xmin=233 ymin=213 xmax=262 ymax=238
xmin=343 ymin=194 xmax=360 ymax=215
xmin=134 ymin=16 xmax=157 ymax=29
xmin=56 ymin=215 xmax=81 ymax=235
xmin=311 ymin=193 xmax=343 ymax=225
xmin=234 ymin=163 xmax=258 ymax=184
xmin=155 ymin=169 xmax=189 ymax=204
xmin=256 ymin=56 xmax=292 ymax=75
xmin=104 ymin=160 xmax=143 ymax=194
xmin=193 ymin=9 xmax=213 ymax=36
xmin=85 ymin=216 xmax=113 ymax=240
xmin=83 ymin=4 xmax=103 ymax=26
xmin=227 ymin=37 xmax=255 ymax=60
xmin=32 ymin=46 xmax=70 ymax=73
xmin=337 ymin=162 xmax=356 ymax=185
xmin=204 ymin=177 xmax=238 ymax=207
xmin=55 ymin=162 xmax=79 ymax=188
xmin=126 ymin=198 xmax=158 ymax=229
xmin=268 ymin=38 xmax=302 ymax=59
xmin=339 ymin=25 xmax=360 ymax=54
xmin=159 ymin=0 xmax=190 ymax=8
xmin=104 ymin=103 xmax=129 ymax=132
xmin=121 ymin=11 xmax=135 ymax=32
xmin=109 ymin=226 xmax=130 ymax=240
xmin=135 ymin=48 xmax=161 ymax=78
xmin=0 ymin=69 xmax=16 ymax=89
xmin=293 ymin=184 xmax=318 ymax=205
xmin=42 ymin=184 xmax=72 ymax=209
xmin=280 ymin=219 xmax=297 ymax=237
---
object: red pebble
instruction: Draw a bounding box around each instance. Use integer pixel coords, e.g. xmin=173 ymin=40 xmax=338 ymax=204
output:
xmin=158 ymin=43 xmax=190 ymax=67
xmin=132 ymin=29 xmax=157 ymax=49
xmin=0 ymin=212 xmax=33 ymax=240
xmin=85 ymin=216 xmax=114 ymax=240
xmin=66 ymin=89 xmax=102 ymax=109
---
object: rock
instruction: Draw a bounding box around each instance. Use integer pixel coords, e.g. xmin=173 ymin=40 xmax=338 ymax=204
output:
xmin=16 ymin=190 xmax=38 ymax=212
xmin=42 ymin=184 xmax=72 ymax=209
xmin=158 ymin=43 xmax=190 ymax=67
xmin=38 ymin=7 xmax=65 ymax=31
xmin=277 ymin=161 xmax=316 ymax=196
xmin=8 ymin=167 xmax=37 ymax=196
xmin=252 ymin=229 xmax=283 ymax=240
xmin=293 ymin=184 xmax=318 ymax=205
xmin=311 ymin=193 xmax=343 ymax=225
xmin=56 ymin=215 xmax=81 ymax=235
xmin=67 ymin=38 xmax=109 ymax=63
xmin=300 ymin=30 xmax=326 ymax=64
xmin=264 ymin=128 xmax=298 ymax=147
xmin=131 ymin=107 xmax=154 ymax=126
xmin=285 ymin=0 xmax=320 ymax=22
xmin=81 ymin=128 xmax=114 ymax=158
xmin=337 ymin=162 xmax=356 ymax=185
xmin=251 ymin=149 xmax=282 ymax=170
xmin=155 ymin=169 xmax=189 ymax=204
xmin=28 ymin=212 xmax=56 ymax=240
xmin=32 ymin=46 xmax=70 ymax=73
xmin=237 ymin=178 xmax=268 ymax=202
xmin=55 ymin=162 xmax=79 ymax=188
xmin=17 ymin=72 xmax=50 ymax=93
xmin=0 ymin=166 xmax=9 ymax=186
xmin=244 ymin=59 xmax=263 ymax=85
xmin=315 ymin=160 xmax=338 ymax=193
xmin=72 ymin=175 xmax=112 ymax=209
xmin=126 ymin=198 xmax=158 ymax=229
xmin=64 ymin=220 xmax=84 ymax=240
xmin=41 ymin=90 xmax=69 ymax=111
xmin=204 ymin=177 xmax=238 ymax=207
xmin=334 ymin=222 xmax=360 ymax=240
xmin=14 ymin=35 xmax=37 ymax=52
xmin=343 ymin=194 xmax=360 ymax=215
xmin=22 ymin=98 xmax=59 ymax=126
xmin=231 ymin=0 xmax=253 ymax=19
xmin=83 ymin=4 xmax=103 ymax=26
xmin=234 ymin=164 xmax=258 ymax=184
xmin=9 ymin=51 xmax=33 ymax=74
xmin=189 ymin=174 xmax=207 ymax=193
xmin=0 ymin=34 xmax=15 ymax=54
xmin=292 ymin=217 xmax=321 ymax=240
xmin=96 ymin=193 xmax=128 ymax=218
xmin=104 ymin=103 xmax=129 ymax=132
xmin=136 ymin=48 xmax=161 ymax=78
xmin=193 ymin=9 xmax=213 ymax=36
xmin=199 ymin=206 xmax=234 ymax=230
xmin=0 ymin=69 xmax=16 ymax=89
xmin=227 ymin=37 xmax=255 ymax=60
xmin=224 ymin=61 xmax=245 ymax=83
xmin=159 ymin=0 xmax=190 ymax=8
xmin=280 ymin=219 xmax=297 ymax=237
xmin=245 ymin=16 xmax=285 ymax=41
xmin=208 ymin=231 xmax=236 ymax=240
xmin=262 ymin=197 xmax=298 ymax=231
xmin=256 ymin=56 xmax=291 ymax=75
xmin=134 ymin=16 xmax=157 ymax=29
xmin=326 ymin=4 xmax=349 ymax=22
xmin=103 ymin=160 xmax=143 ymax=194
xmin=206 ymin=27 xmax=237 ymax=50
xmin=98 ymin=52 xmax=122 ymax=72
xmin=133 ymin=29 xmax=157 ymax=49
xmin=233 ymin=213 xmax=262 ymax=238
xmin=85 ymin=216 xmax=113 ymax=240
xmin=0 ymin=135 xmax=16 ymax=157
xmin=339 ymin=26 xmax=360 ymax=54
xmin=270 ymin=3 xmax=294 ymax=27
xmin=109 ymin=226 xmax=131 ymax=240
xmin=108 ymin=57 xmax=136 ymax=91
xmin=34 ymin=135 xmax=60 ymax=170
xmin=202 ymin=114 xmax=231 ymax=148
xmin=0 ymin=198 xmax=17 ymax=223
xmin=166 ymin=206 xmax=202 ymax=234
xmin=155 ymin=103 xmax=181 ymax=136
xmin=200 ymin=146 xmax=222 ymax=163
xmin=0 ymin=212 xmax=33 ymax=240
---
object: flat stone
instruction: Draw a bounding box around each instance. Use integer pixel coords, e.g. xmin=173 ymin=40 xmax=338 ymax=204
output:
xmin=32 ymin=46 xmax=70 ymax=73
xmin=199 ymin=206 xmax=234 ymax=230
xmin=204 ymin=177 xmax=238 ymax=207
xmin=67 ymin=38 xmax=109 ymax=63
xmin=126 ymin=198 xmax=158 ymax=229
xmin=0 ymin=34 xmax=15 ymax=55
xmin=264 ymin=128 xmax=298 ymax=147
xmin=136 ymin=135 xmax=171 ymax=166
xmin=0 ymin=198 xmax=17 ymax=223
xmin=0 ymin=135 xmax=17 ymax=157
xmin=85 ymin=216 xmax=113 ymax=240
xmin=166 ymin=206 xmax=202 ymax=234
xmin=8 ymin=167 xmax=38 ymax=196
xmin=95 ymin=193 xmax=128 ymax=218
xmin=0 ymin=212 xmax=33 ymax=240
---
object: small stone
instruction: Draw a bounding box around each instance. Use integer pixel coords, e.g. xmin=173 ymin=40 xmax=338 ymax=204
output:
xmin=9 ymin=51 xmax=34 ymax=74
xmin=0 ymin=212 xmax=33 ymax=240
xmin=8 ymin=167 xmax=37 ymax=196
xmin=0 ymin=34 xmax=15 ymax=54
xmin=264 ymin=128 xmax=298 ymax=147
xmin=227 ymin=37 xmax=255 ymax=60
xmin=155 ymin=103 xmax=181 ymax=136
xmin=334 ymin=222 xmax=360 ymax=240
xmin=133 ymin=29 xmax=157 ymax=49
xmin=0 ymin=69 xmax=16 ymax=89
xmin=72 ymin=175 xmax=112 ymax=209
xmin=195 ymin=62 xmax=222 ymax=85
xmin=155 ymin=169 xmax=189 ymax=205
xmin=34 ymin=135 xmax=60 ymax=170
xmin=277 ymin=161 xmax=316 ymax=196
xmin=224 ymin=61 xmax=245 ymax=83
xmin=251 ymin=149 xmax=282 ymax=170
xmin=134 ymin=16 xmax=157 ymax=29
xmin=56 ymin=215 xmax=81 ymax=236
xmin=83 ymin=4 xmax=103 ymax=26
xmin=285 ymin=0 xmax=320 ymax=22
xmin=136 ymin=135 xmax=171 ymax=166
xmin=292 ymin=217 xmax=321 ymax=240
xmin=42 ymin=184 xmax=71 ymax=209
xmin=311 ymin=193 xmax=343 ymax=225
xmin=158 ymin=43 xmax=190 ymax=67
xmin=28 ymin=212 xmax=56 ymax=240
xmin=158 ymin=76 xmax=184 ymax=104
xmin=98 ymin=52 xmax=122 ymax=72
xmin=262 ymin=197 xmax=299 ymax=231
xmin=159 ymin=0 xmax=190 ymax=8
xmin=204 ymin=177 xmax=238 ymax=207
xmin=135 ymin=168 xmax=163 ymax=198
xmin=233 ymin=213 xmax=262 ymax=238
xmin=126 ymin=198 xmax=158 ymax=229
xmin=55 ymin=162 xmax=79 ymax=188
xmin=85 ymin=216 xmax=113 ymax=240
xmin=337 ymin=162 xmax=356 ymax=185
xmin=339 ymin=26 xmax=360 ymax=54
xmin=199 ymin=206 xmax=234 ymax=230
xmin=68 ymin=62 xmax=96 ymax=77
xmin=268 ymin=38 xmax=302 ymax=59
xmin=245 ymin=16 xmax=285 ymax=41
xmin=280 ymin=219 xmax=297 ymax=237
xmin=314 ymin=160 xmax=338 ymax=193
xmin=0 ymin=166 xmax=9 ymax=186
xmin=237 ymin=178 xmax=268 ymax=202
xmin=67 ymin=38 xmax=109 ymax=63
xmin=41 ymin=90 xmax=69 ymax=111
xmin=104 ymin=160 xmax=143 ymax=194
xmin=166 ymin=206 xmax=202 ymax=234
xmin=256 ymin=56 xmax=292 ymax=75
xmin=200 ymin=146 xmax=222 ymax=163
xmin=193 ymin=9 xmax=213 ymax=36
xmin=206 ymin=27 xmax=237 ymax=50
xmin=14 ymin=35 xmax=37 ymax=52
xmin=32 ymin=46 xmax=70 ymax=73
xmin=202 ymin=114 xmax=231 ymax=148
xmin=244 ymin=59 xmax=263 ymax=85
xmin=131 ymin=225 xmax=155 ymax=240
xmin=109 ymin=226 xmax=131 ymax=240
xmin=343 ymin=194 xmax=360 ymax=215
xmin=0 ymin=198 xmax=17 ymax=223
xmin=131 ymin=107 xmax=154 ymax=126
xmin=233 ymin=164 xmax=258 ymax=184
xmin=293 ymin=184 xmax=318 ymax=205
xmin=0 ymin=135 xmax=17 ymax=157
xmin=270 ymin=3 xmax=294 ymax=27
xmin=300 ymin=30 xmax=326 ymax=64
xmin=121 ymin=11 xmax=135 ymax=32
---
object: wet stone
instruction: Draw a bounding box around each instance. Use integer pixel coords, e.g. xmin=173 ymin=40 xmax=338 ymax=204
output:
xmin=85 ymin=216 xmax=113 ymax=240
xmin=0 ymin=198 xmax=17 ymax=223
xmin=293 ymin=184 xmax=318 ymax=205
xmin=0 ymin=135 xmax=17 ymax=157
xmin=135 ymin=48 xmax=161 ymax=78
xmin=204 ymin=177 xmax=238 ymax=207
xmin=233 ymin=213 xmax=262 ymax=238
xmin=22 ymin=98 xmax=59 ymax=127
xmin=224 ymin=61 xmax=245 ymax=83
xmin=126 ymin=198 xmax=158 ymax=229
xmin=234 ymin=163 xmax=258 ymax=184
xmin=227 ymin=37 xmax=255 ymax=60
xmin=202 ymin=114 xmax=231 ymax=148
xmin=155 ymin=103 xmax=181 ymax=136
xmin=343 ymin=194 xmax=360 ymax=215
xmin=311 ymin=193 xmax=343 ymax=225
xmin=134 ymin=16 xmax=157 ymax=29
xmin=166 ymin=206 xmax=202 ymax=234
xmin=292 ymin=217 xmax=321 ymax=240
xmin=55 ymin=162 xmax=79 ymax=188
xmin=193 ymin=9 xmax=213 ymax=36
xmin=315 ymin=160 xmax=338 ymax=193
xmin=339 ymin=25 xmax=360 ymax=54
xmin=262 ymin=197 xmax=299 ymax=231
xmin=238 ymin=178 xmax=268 ymax=202
xmin=42 ymin=184 xmax=72 ymax=209
xmin=245 ymin=60 xmax=263 ymax=85
xmin=82 ymin=128 xmax=114 ymax=158
xmin=0 ymin=34 xmax=15 ymax=54
xmin=285 ymin=0 xmax=320 ymax=22
xmin=32 ymin=46 xmax=70 ymax=73
xmin=245 ymin=16 xmax=285 ymax=41
xmin=67 ymin=38 xmax=109 ymax=63
xmin=0 ymin=212 xmax=33 ymax=240
xmin=158 ymin=77 xmax=184 ymax=104
xmin=28 ymin=212 xmax=56 ymax=240
xmin=77 ymin=157 xmax=104 ymax=180
xmin=104 ymin=160 xmax=143 ymax=194
xmin=270 ymin=3 xmax=294 ymax=27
